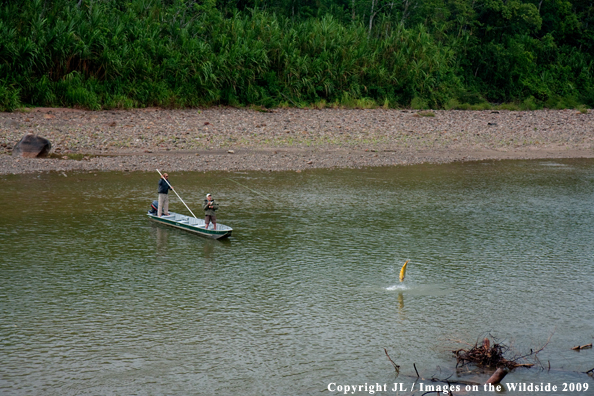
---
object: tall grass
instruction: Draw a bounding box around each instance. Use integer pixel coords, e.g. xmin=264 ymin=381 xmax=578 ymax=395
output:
xmin=0 ymin=0 xmax=459 ymax=109
xmin=0 ymin=0 xmax=591 ymax=110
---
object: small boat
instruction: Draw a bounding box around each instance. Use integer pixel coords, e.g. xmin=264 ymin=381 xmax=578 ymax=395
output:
xmin=147 ymin=211 xmax=233 ymax=239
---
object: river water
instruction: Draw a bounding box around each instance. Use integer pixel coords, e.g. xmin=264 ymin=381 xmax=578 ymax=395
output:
xmin=1 ymin=160 xmax=593 ymax=395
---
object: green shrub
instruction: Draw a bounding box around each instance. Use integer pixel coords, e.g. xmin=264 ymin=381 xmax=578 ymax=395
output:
xmin=444 ymin=99 xmax=460 ymax=110
xmin=411 ymin=97 xmax=429 ymax=110
xmin=0 ymin=83 xmax=21 ymax=112
xmin=545 ymin=95 xmax=580 ymax=110
xmin=355 ymin=98 xmax=377 ymax=109
xmin=495 ymin=103 xmax=521 ymax=111
xmin=519 ymin=96 xmax=540 ymax=111
xmin=458 ymin=91 xmax=486 ymax=105
xmin=577 ymin=105 xmax=589 ymax=114
xmin=104 ymin=94 xmax=136 ymax=110
xmin=444 ymin=99 xmax=489 ymax=110
xmin=0 ymin=0 xmax=591 ymax=111
xmin=314 ymin=99 xmax=327 ymax=109
xmin=582 ymin=89 xmax=594 ymax=108
xmin=471 ymin=102 xmax=492 ymax=110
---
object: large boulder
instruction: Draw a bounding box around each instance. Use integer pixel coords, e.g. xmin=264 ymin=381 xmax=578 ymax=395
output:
xmin=12 ymin=134 xmax=52 ymax=158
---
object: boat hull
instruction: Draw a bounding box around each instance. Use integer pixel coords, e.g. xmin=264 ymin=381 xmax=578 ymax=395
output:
xmin=147 ymin=212 xmax=232 ymax=239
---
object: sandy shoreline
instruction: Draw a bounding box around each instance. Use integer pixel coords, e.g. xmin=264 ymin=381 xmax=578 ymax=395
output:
xmin=1 ymin=107 xmax=593 ymax=174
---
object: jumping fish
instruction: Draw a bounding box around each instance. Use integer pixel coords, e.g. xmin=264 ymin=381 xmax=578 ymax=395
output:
xmin=399 ymin=260 xmax=409 ymax=282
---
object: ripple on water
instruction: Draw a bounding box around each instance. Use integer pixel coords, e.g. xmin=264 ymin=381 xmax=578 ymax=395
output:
xmin=2 ymin=162 xmax=594 ymax=395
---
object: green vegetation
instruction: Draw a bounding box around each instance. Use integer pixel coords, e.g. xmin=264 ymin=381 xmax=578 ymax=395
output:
xmin=0 ymin=0 xmax=592 ymax=111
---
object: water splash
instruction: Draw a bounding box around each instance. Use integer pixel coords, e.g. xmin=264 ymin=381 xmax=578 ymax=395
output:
xmin=386 ymin=284 xmax=410 ymax=291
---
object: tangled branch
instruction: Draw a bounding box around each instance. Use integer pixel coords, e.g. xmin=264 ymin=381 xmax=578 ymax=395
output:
xmin=453 ymin=333 xmax=553 ymax=370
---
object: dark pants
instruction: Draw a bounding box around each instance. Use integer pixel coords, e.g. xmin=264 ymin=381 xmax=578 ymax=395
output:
xmin=205 ymin=215 xmax=216 ymax=229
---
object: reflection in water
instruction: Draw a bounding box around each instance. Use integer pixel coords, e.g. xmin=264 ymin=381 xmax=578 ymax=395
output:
xmin=202 ymin=239 xmax=216 ymax=259
xmin=150 ymin=219 xmax=228 ymax=261
xmin=155 ymin=225 xmax=169 ymax=253
xmin=398 ymin=292 xmax=404 ymax=311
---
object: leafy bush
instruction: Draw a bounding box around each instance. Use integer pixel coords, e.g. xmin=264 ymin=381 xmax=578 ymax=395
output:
xmin=411 ymin=97 xmax=429 ymax=110
xmin=0 ymin=0 xmax=591 ymax=111
xmin=0 ymin=83 xmax=21 ymax=112
xmin=519 ymin=96 xmax=540 ymax=111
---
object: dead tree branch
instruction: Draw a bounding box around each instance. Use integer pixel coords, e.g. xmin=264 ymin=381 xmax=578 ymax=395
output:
xmin=384 ymin=348 xmax=400 ymax=375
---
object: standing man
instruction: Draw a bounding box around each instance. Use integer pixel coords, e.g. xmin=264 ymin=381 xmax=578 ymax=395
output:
xmin=158 ymin=173 xmax=173 ymax=217
xmin=203 ymin=193 xmax=219 ymax=230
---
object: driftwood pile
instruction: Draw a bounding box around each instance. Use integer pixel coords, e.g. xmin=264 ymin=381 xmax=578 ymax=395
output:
xmin=453 ymin=336 xmax=537 ymax=370
xmin=384 ymin=333 xmax=594 ymax=389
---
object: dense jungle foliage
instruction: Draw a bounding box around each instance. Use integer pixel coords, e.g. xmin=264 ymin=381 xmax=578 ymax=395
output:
xmin=0 ymin=0 xmax=592 ymax=110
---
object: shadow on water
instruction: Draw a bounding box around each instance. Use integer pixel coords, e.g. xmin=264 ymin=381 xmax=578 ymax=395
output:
xmin=149 ymin=221 xmax=232 ymax=260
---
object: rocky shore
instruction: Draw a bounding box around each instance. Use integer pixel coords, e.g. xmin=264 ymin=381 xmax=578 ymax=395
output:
xmin=1 ymin=107 xmax=593 ymax=174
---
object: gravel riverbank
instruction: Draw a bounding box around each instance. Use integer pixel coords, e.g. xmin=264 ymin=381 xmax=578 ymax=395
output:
xmin=1 ymin=107 xmax=593 ymax=174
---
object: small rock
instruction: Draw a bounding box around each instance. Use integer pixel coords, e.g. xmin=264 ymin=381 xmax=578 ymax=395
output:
xmin=307 ymin=160 xmax=313 ymax=164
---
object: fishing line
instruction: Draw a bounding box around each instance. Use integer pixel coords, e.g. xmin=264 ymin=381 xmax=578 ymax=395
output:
xmin=225 ymin=177 xmax=274 ymax=202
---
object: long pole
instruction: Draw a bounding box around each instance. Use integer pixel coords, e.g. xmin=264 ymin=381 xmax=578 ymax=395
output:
xmin=156 ymin=169 xmax=198 ymax=219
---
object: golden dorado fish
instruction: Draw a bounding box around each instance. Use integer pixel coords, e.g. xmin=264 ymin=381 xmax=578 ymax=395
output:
xmin=399 ymin=260 xmax=409 ymax=282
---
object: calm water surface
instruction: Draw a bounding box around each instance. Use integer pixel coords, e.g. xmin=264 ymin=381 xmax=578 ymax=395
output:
xmin=1 ymin=160 xmax=594 ymax=395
